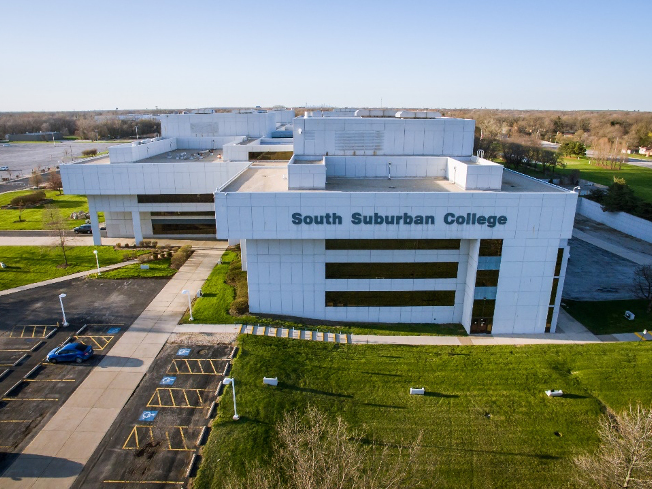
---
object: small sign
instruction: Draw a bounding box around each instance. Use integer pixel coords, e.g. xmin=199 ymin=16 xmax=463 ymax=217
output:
xmin=177 ymin=348 xmax=191 ymax=356
xmin=139 ymin=410 xmax=158 ymax=422
xmin=160 ymin=376 xmax=176 ymax=386
xmin=140 ymin=265 xmax=149 ymax=270
xmin=107 ymin=327 xmax=121 ymax=335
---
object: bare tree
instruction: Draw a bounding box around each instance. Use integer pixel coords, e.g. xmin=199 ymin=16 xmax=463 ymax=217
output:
xmin=17 ymin=199 xmax=25 ymax=222
xmin=43 ymin=204 xmax=68 ymax=267
xmin=633 ymin=265 xmax=652 ymax=313
xmin=46 ymin=170 xmax=63 ymax=195
xmin=222 ymin=406 xmax=425 ymax=489
xmin=575 ymin=403 xmax=652 ymax=488
xmin=29 ymin=171 xmax=43 ymax=189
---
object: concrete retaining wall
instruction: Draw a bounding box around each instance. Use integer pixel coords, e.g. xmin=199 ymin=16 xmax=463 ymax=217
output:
xmin=577 ymin=197 xmax=652 ymax=243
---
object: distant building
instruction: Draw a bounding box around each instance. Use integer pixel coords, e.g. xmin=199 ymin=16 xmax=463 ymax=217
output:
xmin=640 ymin=147 xmax=652 ymax=157
xmin=6 ymin=131 xmax=63 ymax=142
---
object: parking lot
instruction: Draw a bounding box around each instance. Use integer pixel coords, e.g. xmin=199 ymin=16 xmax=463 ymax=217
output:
xmin=0 ymin=278 xmax=169 ymax=472
xmin=74 ymin=335 xmax=234 ymax=488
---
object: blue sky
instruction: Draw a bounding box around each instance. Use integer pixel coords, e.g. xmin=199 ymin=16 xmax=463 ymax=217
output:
xmin=1 ymin=0 xmax=650 ymax=112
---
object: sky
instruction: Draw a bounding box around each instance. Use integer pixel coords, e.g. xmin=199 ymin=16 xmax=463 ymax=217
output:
xmin=1 ymin=0 xmax=651 ymax=112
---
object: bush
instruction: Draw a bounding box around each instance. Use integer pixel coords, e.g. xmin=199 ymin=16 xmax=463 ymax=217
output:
xmin=81 ymin=148 xmax=98 ymax=157
xmin=10 ymin=190 xmax=46 ymax=206
xmin=229 ymin=297 xmax=249 ymax=316
xmin=138 ymin=254 xmax=152 ymax=263
xmin=170 ymin=245 xmax=193 ymax=270
xmin=152 ymin=241 xmax=158 ymax=248
xmin=115 ymin=242 xmax=122 ymax=249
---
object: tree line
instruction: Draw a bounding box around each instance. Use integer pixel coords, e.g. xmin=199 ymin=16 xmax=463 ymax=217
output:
xmin=0 ymin=111 xmax=161 ymax=140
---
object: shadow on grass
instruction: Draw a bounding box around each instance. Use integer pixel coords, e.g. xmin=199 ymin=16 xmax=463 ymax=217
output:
xmin=278 ymin=382 xmax=353 ymax=399
xmin=418 ymin=443 xmax=562 ymax=460
xmin=362 ymin=402 xmax=406 ymax=410
xmin=423 ymin=392 xmax=458 ymax=398
xmin=360 ymin=371 xmax=401 ymax=377
xmin=560 ymin=393 xmax=590 ymax=399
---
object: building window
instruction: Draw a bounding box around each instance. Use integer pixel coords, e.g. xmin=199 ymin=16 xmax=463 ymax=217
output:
xmin=325 ymin=291 xmax=456 ymax=307
xmin=554 ymin=248 xmax=564 ymax=276
xmin=545 ymin=307 xmax=554 ymax=333
xmin=151 ymin=211 xmax=215 ymax=217
xmin=479 ymin=239 xmax=503 ymax=256
xmin=549 ymin=278 xmax=559 ymax=306
xmin=471 ymin=299 xmax=495 ymax=334
xmin=137 ymin=194 xmax=214 ymax=204
xmin=151 ymin=221 xmax=216 ymax=235
xmin=249 ymin=151 xmax=293 ymax=161
xmin=326 ymin=262 xmax=458 ymax=280
xmin=475 ymin=270 xmax=500 ymax=287
xmin=325 ymin=239 xmax=461 ymax=251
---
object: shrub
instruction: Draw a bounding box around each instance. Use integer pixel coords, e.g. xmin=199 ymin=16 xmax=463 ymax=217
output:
xmin=138 ymin=254 xmax=152 ymax=263
xmin=152 ymin=241 xmax=158 ymax=248
xmin=81 ymin=148 xmax=98 ymax=157
xmin=170 ymin=245 xmax=193 ymax=270
xmin=10 ymin=190 xmax=46 ymax=206
xmin=115 ymin=243 xmax=122 ymax=249
xmin=229 ymin=297 xmax=249 ymax=316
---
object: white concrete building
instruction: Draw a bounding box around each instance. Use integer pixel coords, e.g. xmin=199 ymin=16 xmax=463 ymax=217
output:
xmin=60 ymin=110 xmax=294 ymax=243
xmin=215 ymin=114 xmax=577 ymax=335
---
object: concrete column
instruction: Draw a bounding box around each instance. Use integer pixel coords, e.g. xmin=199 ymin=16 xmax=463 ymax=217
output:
xmin=240 ymin=239 xmax=247 ymax=271
xmin=461 ymin=239 xmax=480 ymax=333
xmin=88 ymin=197 xmax=102 ymax=246
xmin=132 ymin=211 xmax=143 ymax=245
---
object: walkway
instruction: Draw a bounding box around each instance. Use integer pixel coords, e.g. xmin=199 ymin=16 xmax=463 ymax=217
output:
xmin=0 ymin=246 xmax=227 ymax=489
xmin=0 ymin=234 xmax=222 ymax=249
xmin=0 ymin=260 xmax=139 ymax=297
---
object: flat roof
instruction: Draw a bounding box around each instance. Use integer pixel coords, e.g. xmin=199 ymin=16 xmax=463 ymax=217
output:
xmin=222 ymin=166 xmax=568 ymax=193
xmin=137 ymin=148 xmax=223 ymax=164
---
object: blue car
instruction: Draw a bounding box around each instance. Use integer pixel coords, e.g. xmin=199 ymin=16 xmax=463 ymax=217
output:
xmin=46 ymin=342 xmax=93 ymax=364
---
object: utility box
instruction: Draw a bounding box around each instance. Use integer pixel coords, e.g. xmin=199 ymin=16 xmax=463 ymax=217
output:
xmin=410 ymin=387 xmax=425 ymax=395
xmin=625 ymin=311 xmax=635 ymax=320
xmin=263 ymin=377 xmax=278 ymax=386
xmin=545 ymin=390 xmax=564 ymax=397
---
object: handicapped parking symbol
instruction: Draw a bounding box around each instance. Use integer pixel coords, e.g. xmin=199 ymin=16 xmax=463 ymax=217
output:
xmin=139 ymin=410 xmax=158 ymax=422
xmin=107 ymin=327 xmax=121 ymax=334
xmin=176 ymin=348 xmax=191 ymax=356
xmin=160 ymin=376 xmax=176 ymax=386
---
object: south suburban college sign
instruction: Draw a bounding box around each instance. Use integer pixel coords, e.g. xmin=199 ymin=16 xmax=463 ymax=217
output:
xmin=291 ymin=212 xmax=508 ymax=228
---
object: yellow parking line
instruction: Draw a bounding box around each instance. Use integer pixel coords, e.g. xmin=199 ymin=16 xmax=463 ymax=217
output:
xmin=24 ymin=379 xmax=75 ymax=382
xmin=103 ymin=481 xmax=184 ymax=485
xmin=635 ymin=332 xmax=646 ymax=341
xmin=179 ymin=426 xmax=188 ymax=450
xmin=0 ymin=349 xmax=30 ymax=352
xmin=2 ymin=398 xmax=58 ymax=401
xmin=0 ymin=420 xmax=31 ymax=423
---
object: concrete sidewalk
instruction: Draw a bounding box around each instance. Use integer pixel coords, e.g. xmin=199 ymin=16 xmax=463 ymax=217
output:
xmin=573 ymin=228 xmax=652 ymax=265
xmin=0 ymin=246 xmax=226 ymax=489
xmin=0 ymin=260 xmax=139 ymax=297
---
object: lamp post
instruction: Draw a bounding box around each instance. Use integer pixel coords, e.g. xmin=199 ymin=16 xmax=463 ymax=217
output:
xmin=222 ymin=377 xmax=239 ymax=420
xmin=182 ymin=289 xmax=193 ymax=321
xmin=93 ymin=249 xmax=100 ymax=276
xmin=58 ymin=293 xmax=69 ymax=326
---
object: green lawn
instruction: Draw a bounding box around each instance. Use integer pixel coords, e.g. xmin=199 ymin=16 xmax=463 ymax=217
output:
xmin=512 ymin=156 xmax=652 ymax=204
xmin=563 ymin=299 xmax=652 ymax=335
xmin=0 ymin=190 xmax=104 ymax=230
xmin=196 ymin=337 xmax=652 ymax=489
xmin=94 ymin=258 xmax=176 ymax=280
xmin=181 ymin=250 xmax=466 ymax=336
xmin=0 ymin=246 xmax=146 ymax=290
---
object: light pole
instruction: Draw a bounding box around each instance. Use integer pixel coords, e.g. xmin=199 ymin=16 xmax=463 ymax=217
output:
xmin=93 ymin=249 xmax=101 ymax=276
xmin=182 ymin=289 xmax=193 ymax=320
xmin=222 ymin=377 xmax=239 ymax=420
xmin=58 ymin=293 xmax=69 ymax=326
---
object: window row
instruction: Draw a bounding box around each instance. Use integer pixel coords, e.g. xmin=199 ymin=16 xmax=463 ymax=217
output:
xmin=325 ymin=290 xmax=456 ymax=308
xmin=325 ymin=239 xmax=461 ymax=251
xmin=325 ymin=262 xmax=458 ymax=280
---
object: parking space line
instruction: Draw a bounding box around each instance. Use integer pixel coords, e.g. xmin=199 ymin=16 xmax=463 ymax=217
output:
xmin=123 ymin=425 xmax=196 ymax=451
xmin=147 ymin=388 xmax=211 ymax=408
xmin=103 ymin=481 xmax=184 ymax=485
xmin=9 ymin=325 xmax=53 ymax=338
xmin=74 ymin=335 xmax=114 ymax=350
xmin=2 ymin=398 xmax=58 ymax=401
xmin=0 ymin=349 xmax=30 ymax=352
xmin=0 ymin=420 xmax=31 ymax=423
xmin=23 ymin=379 xmax=75 ymax=382
xmin=166 ymin=358 xmax=229 ymax=375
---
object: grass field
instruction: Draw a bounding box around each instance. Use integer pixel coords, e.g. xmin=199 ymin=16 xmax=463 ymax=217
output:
xmin=181 ymin=250 xmax=466 ymax=336
xmin=563 ymin=299 xmax=652 ymax=335
xmin=514 ymin=156 xmax=652 ymax=204
xmin=196 ymin=336 xmax=652 ymax=489
xmin=0 ymin=190 xmax=103 ymax=230
xmin=0 ymin=246 xmax=146 ymax=290
xmin=94 ymin=258 xmax=176 ymax=280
